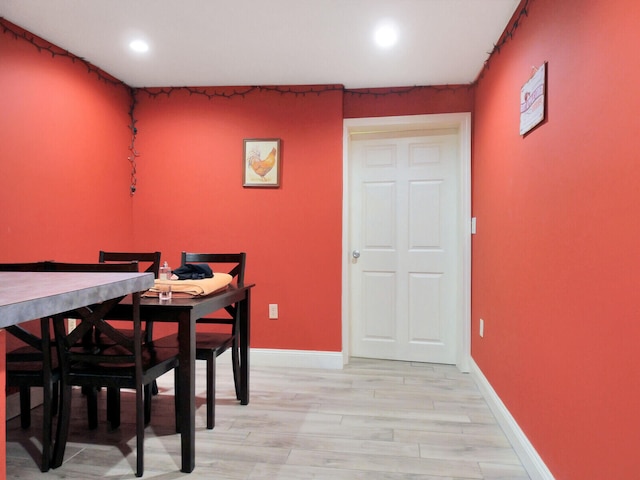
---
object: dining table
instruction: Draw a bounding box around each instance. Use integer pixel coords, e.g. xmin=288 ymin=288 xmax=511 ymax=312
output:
xmin=0 ymin=270 xmax=155 ymax=480
xmin=108 ymin=283 xmax=254 ymax=473
xmin=0 ymin=271 xmax=154 ymax=329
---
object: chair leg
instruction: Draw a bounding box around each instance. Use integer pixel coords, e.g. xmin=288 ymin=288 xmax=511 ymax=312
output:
xmin=51 ymin=383 xmax=72 ymax=469
xmin=145 ymin=325 xmax=159 ymax=397
xmin=174 ymin=370 xmax=180 ymax=433
xmin=19 ymin=386 xmax=31 ymax=429
xmin=86 ymin=387 xmax=99 ymax=430
xmin=40 ymin=381 xmax=53 ymax=472
xmin=144 ymin=384 xmax=152 ymax=426
xmin=231 ymin=344 xmax=241 ymax=400
xmin=107 ymin=387 xmax=121 ymax=429
xmin=206 ymin=352 xmax=216 ymax=429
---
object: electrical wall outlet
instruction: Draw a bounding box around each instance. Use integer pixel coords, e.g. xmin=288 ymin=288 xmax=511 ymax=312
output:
xmin=68 ymin=318 xmax=77 ymax=332
xmin=479 ymin=318 xmax=484 ymax=338
xmin=269 ymin=304 xmax=278 ymax=319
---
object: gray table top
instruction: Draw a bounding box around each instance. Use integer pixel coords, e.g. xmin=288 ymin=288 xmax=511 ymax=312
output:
xmin=0 ymin=271 xmax=154 ymax=328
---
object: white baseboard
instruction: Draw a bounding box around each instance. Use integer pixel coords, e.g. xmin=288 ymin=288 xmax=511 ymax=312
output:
xmin=241 ymin=348 xmax=344 ymax=370
xmin=469 ymin=358 xmax=555 ymax=480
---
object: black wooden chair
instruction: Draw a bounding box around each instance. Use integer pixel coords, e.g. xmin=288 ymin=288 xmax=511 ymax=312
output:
xmin=49 ymin=261 xmax=179 ymax=477
xmin=154 ymin=252 xmax=246 ymax=429
xmin=41 ymin=261 xmax=150 ymax=430
xmin=98 ymin=251 xmax=162 ymax=422
xmin=1 ymin=262 xmax=58 ymax=472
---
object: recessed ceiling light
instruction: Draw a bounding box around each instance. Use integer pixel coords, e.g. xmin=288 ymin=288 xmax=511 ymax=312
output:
xmin=129 ymin=39 xmax=149 ymax=53
xmin=374 ymin=22 xmax=398 ymax=48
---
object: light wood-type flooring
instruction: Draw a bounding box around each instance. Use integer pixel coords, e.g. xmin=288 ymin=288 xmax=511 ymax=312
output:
xmin=6 ymin=358 xmax=530 ymax=479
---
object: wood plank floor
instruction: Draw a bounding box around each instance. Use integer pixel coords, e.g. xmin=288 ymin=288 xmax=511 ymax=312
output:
xmin=6 ymin=358 xmax=530 ymax=479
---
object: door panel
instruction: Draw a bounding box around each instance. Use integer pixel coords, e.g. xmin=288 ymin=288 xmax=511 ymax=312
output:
xmin=350 ymin=130 xmax=460 ymax=363
xmin=362 ymin=271 xmax=396 ymax=340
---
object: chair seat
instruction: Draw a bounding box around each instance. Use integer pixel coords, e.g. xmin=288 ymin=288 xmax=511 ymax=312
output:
xmin=6 ymin=360 xmax=58 ymax=375
xmin=153 ymin=332 xmax=234 ymax=358
xmin=96 ymin=327 xmax=151 ymax=342
xmin=7 ymin=344 xmax=52 ymax=361
xmin=7 ymin=345 xmax=59 ymax=373
xmin=67 ymin=344 xmax=178 ymax=382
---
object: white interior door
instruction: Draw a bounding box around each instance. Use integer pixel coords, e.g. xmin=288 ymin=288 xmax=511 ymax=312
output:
xmin=346 ymin=117 xmax=467 ymax=365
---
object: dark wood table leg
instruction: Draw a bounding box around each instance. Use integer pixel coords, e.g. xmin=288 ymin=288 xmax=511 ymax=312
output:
xmin=177 ymin=311 xmax=196 ymax=473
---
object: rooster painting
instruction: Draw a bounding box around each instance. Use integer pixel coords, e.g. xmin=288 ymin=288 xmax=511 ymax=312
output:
xmin=244 ymin=139 xmax=280 ymax=187
xmin=249 ymin=147 xmax=276 ymax=180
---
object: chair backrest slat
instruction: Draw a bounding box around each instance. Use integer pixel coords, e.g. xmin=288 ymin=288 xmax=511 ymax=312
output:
xmin=45 ymin=261 xmax=140 ymax=273
xmin=180 ymin=252 xmax=246 ymax=287
xmin=99 ymin=251 xmax=161 ymax=278
xmin=0 ymin=262 xmax=48 ymax=272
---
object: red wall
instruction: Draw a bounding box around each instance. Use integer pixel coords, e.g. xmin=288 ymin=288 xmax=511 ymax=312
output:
xmin=0 ymin=23 xmax=133 ymax=261
xmin=129 ymin=87 xmax=345 ymax=350
xmin=344 ymin=85 xmax=474 ymax=118
xmin=472 ymin=0 xmax=640 ymax=478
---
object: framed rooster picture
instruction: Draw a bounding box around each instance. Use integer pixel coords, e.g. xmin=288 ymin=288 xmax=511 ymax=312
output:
xmin=243 ymin=138 xmax=281 ymax=187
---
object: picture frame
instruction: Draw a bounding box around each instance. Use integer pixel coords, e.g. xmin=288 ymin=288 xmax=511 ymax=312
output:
xmin=519 ymin=62 xmax=547 ymax=136
xmin=243 ymin=138 xmax=281 ymax=187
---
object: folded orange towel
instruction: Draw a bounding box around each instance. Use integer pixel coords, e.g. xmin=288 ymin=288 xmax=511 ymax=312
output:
xmin=142 ymin=273 xmax=233 ymax=298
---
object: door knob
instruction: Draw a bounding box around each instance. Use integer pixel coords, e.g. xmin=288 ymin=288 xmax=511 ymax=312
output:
xmin=352 ymin=250 xmax=360 ymax=259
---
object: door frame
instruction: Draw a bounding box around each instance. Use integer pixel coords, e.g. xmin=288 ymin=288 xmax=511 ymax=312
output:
xmin=342 ymin=113 xmax=472 ymax=372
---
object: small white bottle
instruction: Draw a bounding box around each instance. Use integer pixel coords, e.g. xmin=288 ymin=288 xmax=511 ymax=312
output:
xmin=158 ymin=261 xmax=172 ymax=300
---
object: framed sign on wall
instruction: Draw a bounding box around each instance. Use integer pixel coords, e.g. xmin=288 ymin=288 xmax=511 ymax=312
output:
xmin=520 ymin=62 xmax=547 ymax=136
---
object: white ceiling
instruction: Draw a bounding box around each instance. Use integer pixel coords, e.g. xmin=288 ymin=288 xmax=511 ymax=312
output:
xmin=0 ymin=0 xmax=520 ymax=89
